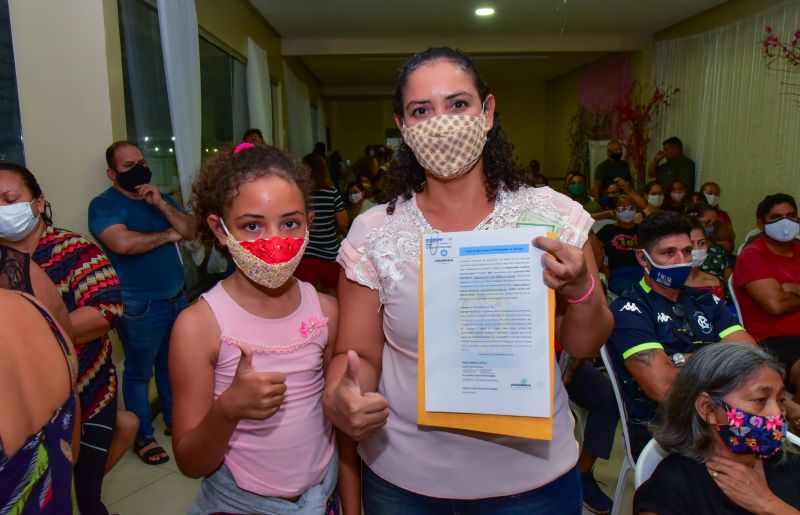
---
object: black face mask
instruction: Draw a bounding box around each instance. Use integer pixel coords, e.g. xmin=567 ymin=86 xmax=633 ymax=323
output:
xmin=115 ymin=163 xmax=151 ymax=192
xmin=609 ymin=151 xmax=623 ymax=161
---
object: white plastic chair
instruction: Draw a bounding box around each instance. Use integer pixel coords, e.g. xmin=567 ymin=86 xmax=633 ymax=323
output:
xmin=788 ymin=431 xmax=800 ymax=447
xmin=634 ymin=438 xmax=669 ymax=488
xmin=736 ymin=227 xmax=800 ymax=255
xmin=600 ymin=345 xmax=636 ymax=515
xmin=727 ymin=272 xmax=744 ymax=327
xmin=592 ymin=218 xmax=615 ymax=234
xmin=737 ymin=228 xmax=762 ymax=255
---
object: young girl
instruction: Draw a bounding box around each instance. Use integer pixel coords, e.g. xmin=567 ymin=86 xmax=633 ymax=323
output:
xmin=170 ymin=143 xmax=339 ymax=514
xmin=685 ymin=220 xmax=726 ymax=300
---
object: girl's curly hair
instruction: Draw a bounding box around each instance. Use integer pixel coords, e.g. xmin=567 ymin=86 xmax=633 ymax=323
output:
xmin=384 ymin=47 xmax=523 ymax=215
xmin=189 ymin=144 xmax=311 ymax=250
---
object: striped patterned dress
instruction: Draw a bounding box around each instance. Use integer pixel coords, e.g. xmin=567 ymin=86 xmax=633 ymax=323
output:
xmin=305 ymin=187 xmax=345 ymax=262
xmin=32 ymin=224 xmax=123 ymax=421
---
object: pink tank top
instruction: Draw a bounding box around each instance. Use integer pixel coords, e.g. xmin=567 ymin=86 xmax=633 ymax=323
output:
xmin=201 ymin=280 xmax=334 ymax=498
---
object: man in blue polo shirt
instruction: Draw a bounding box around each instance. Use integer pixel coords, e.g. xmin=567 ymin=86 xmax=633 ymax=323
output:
xmin=88 ymin=140 xmax=196 ymax=465
xmin=606 ymin=211 xmax=754 ymax=459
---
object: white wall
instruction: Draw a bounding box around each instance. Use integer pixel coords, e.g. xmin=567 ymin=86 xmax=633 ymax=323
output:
xmin=10 ymin=0 xmax=119 ymax=237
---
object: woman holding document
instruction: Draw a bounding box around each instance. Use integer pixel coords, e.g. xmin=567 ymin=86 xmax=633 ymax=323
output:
xmin=324 ymin=47 xmax=613 ymax=514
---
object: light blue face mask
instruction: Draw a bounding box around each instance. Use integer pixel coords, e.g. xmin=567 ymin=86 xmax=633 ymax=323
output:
xmin=616 ymin=208 xmax=636 ymax=224
xmin=641 ymin=249 xmax=692 ymax=289
xmin=0 ymin=200 xmax=39 ymax=242
xmin=764 ymin=217 xmax=800 ymax=242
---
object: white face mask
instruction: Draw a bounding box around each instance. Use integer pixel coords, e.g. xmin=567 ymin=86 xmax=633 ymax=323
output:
xmin=0 ymin=201 xmax=40 ymax=242
xmin=670 ymin=191 xmax=686 ymax=203
xmin=691 ymin=248 xmax=708 ymax=268
xmin=704 ymin=194 xmax=720 ymax=207
xmin=348 ymin=192 xmax=363 ymax=203
xmin=764 ymin=218 xmax=800 ymax=243
xmin=648 ymin=194 xmax=664 ymax=208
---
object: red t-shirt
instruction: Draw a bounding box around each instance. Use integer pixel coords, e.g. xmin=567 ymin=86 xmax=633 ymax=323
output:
xmin=733 ymin=237 xmax=800 ymax=341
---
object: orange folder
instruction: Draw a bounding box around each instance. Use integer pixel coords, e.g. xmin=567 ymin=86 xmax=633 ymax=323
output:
xmin=416 ymin=232 xmax=556 ymax=440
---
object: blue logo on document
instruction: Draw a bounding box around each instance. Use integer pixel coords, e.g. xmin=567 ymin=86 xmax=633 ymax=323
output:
xmin=425 ymin=236 xmax=454 ymax=262
xmin=510 ymin=377 xmax=533 ymax=391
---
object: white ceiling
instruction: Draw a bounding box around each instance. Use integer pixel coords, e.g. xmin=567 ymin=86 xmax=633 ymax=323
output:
xmin=252 ymin=0 xmax=726 ymax=39
xmin=301 ymin=52 xmax=611 ymax=89
xmin=249 ymin=0 xmax=728 ymax=92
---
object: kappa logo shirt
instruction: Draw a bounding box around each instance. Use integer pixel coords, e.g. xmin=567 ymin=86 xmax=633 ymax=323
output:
xmin=606 ymin=277 xmax=743 ymax=438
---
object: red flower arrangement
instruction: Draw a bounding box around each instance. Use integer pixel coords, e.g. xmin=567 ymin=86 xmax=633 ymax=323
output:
xmin=567 ymin=81 xmax=677 ymax=187
xmin=611 ymin=82 xmax=679 ymax=188
xmin=762 ymin=25 xmax=800 ymax=67
xmin=240 ymin=236 xmax=305 ymax=264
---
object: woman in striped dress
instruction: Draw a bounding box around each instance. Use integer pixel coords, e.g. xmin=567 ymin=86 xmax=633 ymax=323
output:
xmin=295 ymin=153 xmax=349 ymax=291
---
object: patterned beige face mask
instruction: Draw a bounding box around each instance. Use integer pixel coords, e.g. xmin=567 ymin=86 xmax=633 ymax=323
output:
xmin=401 ymin=107 xmax=489 ymax=180
xmin=220 ymin=219 xmax=308 ymax=289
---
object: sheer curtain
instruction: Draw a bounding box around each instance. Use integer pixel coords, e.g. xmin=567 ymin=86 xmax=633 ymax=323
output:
xmin=157 ymin=0 xmax=201 ymax=204
xmin=274 ymin=82 xmax=287 ymax=149
xmin=652 ymin=0 xmax=800 ymax=240
xmin=283 ymin=60 xmax=313 ymax=158
xmin=247 ymin=38 xmax=273 ymax=145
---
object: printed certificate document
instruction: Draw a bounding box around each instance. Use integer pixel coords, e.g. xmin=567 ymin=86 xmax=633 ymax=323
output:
xmin=417 ymin=227 xmax=555 ymax=439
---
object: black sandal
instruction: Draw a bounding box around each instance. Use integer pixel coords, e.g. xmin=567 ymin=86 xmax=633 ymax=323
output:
xmin=134 ymin=437 xmax=170 ymax=465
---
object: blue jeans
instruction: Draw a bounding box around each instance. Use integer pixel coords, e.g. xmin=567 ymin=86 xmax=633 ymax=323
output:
xmin=117 ymin=294 xmax=188 ymax=441
xmin=188 ymin=453 xmax=339 ymax=515
xmin=362 ymin=464 xmax=582 ymax=515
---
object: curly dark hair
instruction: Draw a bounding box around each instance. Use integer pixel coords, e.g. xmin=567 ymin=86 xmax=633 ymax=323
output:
xmin=189 ymin=144 xmax=311 ymax=250
xmin=384 ymin=47 xmax=523 ymax=214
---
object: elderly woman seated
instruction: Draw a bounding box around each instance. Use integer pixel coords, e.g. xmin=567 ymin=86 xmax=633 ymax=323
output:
xmin=634 ymin=343 xmax=800 ymax=514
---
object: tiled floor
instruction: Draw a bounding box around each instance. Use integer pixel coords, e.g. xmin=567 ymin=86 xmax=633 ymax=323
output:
xmin=102 ymin=415 xmax=201 ymax=514
xmin=101 ymin=417 xmax=635 ymax=515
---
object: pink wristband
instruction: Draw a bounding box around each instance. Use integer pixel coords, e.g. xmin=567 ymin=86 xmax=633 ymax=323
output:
xmin=565 ymin=275 xmax=596 ymax=304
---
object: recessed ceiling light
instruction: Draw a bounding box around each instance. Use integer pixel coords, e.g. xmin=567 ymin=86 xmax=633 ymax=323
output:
xmin=475 ymin=7 xmax=494 ymax=16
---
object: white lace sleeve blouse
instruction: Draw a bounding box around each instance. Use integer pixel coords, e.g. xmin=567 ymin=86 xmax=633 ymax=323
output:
xmin=337 ymin=185 xmax=592 ymax=498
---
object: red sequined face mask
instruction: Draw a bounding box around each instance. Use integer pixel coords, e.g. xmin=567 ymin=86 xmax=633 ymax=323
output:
xmin=239 ymin=236 xmax=306 ymax=264
xmin=220 ymin=219 xmax=307 ymax=288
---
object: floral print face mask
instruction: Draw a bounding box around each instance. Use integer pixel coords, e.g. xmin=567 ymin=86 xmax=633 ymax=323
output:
xmin=713 ymin=398 xmax=786 ymax=459
xmin=220 ymin=219 xmax=307 ymax=289
xmin=400 ymin=103 xmax=489 ymax=180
